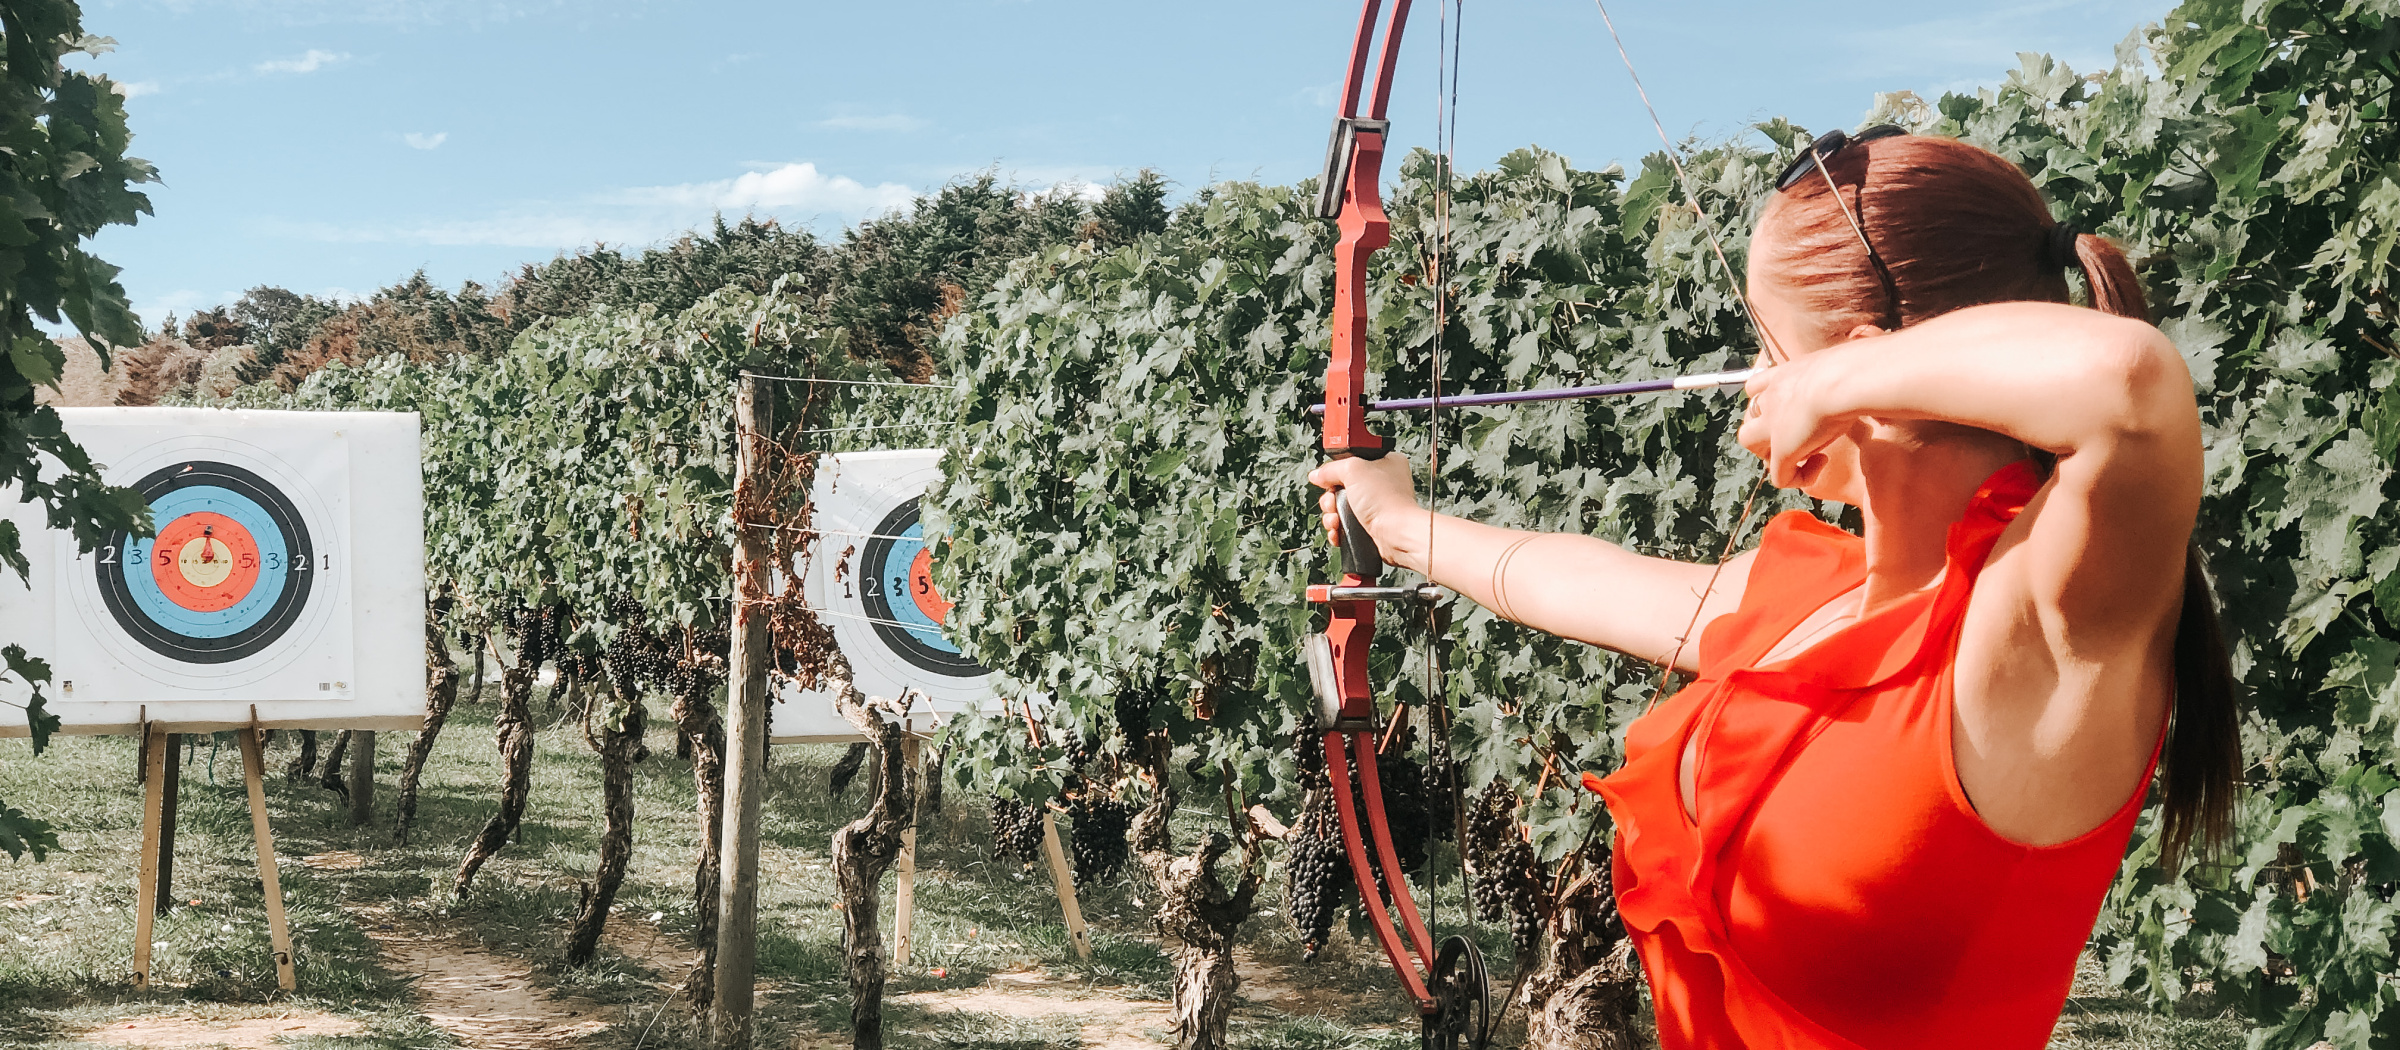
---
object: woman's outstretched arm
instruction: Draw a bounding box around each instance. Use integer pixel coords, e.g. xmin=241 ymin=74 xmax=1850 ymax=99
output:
xmin=1308 ymin=454 xmax=1754 ymax=673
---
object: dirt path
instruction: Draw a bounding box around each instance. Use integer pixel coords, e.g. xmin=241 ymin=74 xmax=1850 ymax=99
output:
xmin=78 ymin=1014 xmax=363 ymax=1048
xmin=890 ymin=968 xmax=1175 ymax=1050
xmin=353 ymin=906 xmax=618 ymax=1050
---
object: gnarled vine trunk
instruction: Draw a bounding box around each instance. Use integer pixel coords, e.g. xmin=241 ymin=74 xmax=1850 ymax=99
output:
xmin=396 ymin=606 xmax=462 ymax=846
xmin=1132 ymin=782 xmax=1261 ymax=1050
xmin=317 ymin=730 xmax=352 ymax=798
xmin=284 ymin=729 xmax=317 ymax=781
xmin=828 ymin=655 xmax=914 ymax=1050
xmin=567 ymin=665 xmax=645 ymax=966
xmin=1520 ymin=843 xmax=1641 ymax=1050
xmin=454 ymin=614 xmax=542 ymax=895
xmin=671 ymin=650 xmax=727 ymax=1007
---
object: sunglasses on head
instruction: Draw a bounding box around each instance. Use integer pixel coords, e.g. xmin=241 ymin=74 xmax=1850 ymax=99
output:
xmin=1775 ymin=124 xmax=1907 ymax=193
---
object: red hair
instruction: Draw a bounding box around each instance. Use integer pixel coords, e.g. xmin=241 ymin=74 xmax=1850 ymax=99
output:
xmin=1750 ymin=133 xmax=2237 ymax=869
xmin=1752 ymin=135 xmax=2147 ymax=343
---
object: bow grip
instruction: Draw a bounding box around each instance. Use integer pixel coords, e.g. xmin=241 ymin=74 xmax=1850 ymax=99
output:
xmin=1335 ymin=491 xmax=1384 ymax=582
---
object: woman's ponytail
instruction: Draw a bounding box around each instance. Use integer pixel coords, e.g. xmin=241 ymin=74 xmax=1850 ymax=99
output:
xmin=2071 ymin=231 xmax=2151 ymax=324
xmin=2060 ymin=224 xmax=2238 ymax=869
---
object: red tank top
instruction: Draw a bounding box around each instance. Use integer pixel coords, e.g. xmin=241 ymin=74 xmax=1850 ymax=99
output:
xmin=1595 ymin=462 xmax=2158 ymax=1050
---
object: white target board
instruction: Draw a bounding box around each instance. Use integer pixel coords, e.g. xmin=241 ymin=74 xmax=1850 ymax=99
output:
xmin=771 ymin=449 xmax=996 ymax=743
xmin=0 ymin=408 xmax=425 ymax=735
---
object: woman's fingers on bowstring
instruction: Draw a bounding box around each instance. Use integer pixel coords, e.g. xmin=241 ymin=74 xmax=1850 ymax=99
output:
xmin=1740 ymin=364 xmax=1838 ymax=488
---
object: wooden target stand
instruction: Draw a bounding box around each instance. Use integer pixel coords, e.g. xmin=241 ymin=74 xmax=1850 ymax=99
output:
xmin=874 ymin=729 xmax=1091 ymax=968
xmin=130 ymin=709 xmax=297 ymax=993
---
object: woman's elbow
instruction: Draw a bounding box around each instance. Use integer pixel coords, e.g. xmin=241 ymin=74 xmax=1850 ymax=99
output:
xmin=2087 ymin=319 xmax=2197 ymax=442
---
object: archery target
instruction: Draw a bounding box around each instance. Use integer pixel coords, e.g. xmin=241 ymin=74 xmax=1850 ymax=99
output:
xmin=0 ymin=409 xmax=425 ymax=735
xmin=773 ymin=449 xmax=994 ymax=742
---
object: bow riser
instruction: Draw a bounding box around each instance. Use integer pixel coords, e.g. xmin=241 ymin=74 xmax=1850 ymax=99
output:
xmin=1325 ymin=125 xmax=1391 ymax=460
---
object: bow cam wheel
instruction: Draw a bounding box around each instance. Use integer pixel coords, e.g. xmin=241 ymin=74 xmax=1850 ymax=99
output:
xmin=1422 ymin=935 xmax=1491 ymax=1050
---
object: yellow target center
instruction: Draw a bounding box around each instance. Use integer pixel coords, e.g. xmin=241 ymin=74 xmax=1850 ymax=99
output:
xmin=177 ymin=537 xmax=234 ymax=588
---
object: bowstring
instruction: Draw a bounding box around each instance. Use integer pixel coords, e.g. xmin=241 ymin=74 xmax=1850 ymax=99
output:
xmin=1588 ymin=0 xmax=1792 ymax=713
xmin=1423 ymin=0 xmax=1463 ymax=953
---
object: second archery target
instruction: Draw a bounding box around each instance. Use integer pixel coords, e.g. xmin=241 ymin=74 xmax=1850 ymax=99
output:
xmin=774 ymin=449 xmax=994 ymax=742
xmin=854 ymin=495 xmax=983 ymax=678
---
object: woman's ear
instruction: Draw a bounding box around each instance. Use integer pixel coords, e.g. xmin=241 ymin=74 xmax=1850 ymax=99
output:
xmin=1843 ymin=323 xmax=1888 ymax=343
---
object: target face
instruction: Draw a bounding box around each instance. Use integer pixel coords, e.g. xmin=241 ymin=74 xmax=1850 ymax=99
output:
xmin=781 ymin=449 xmax=994 ymax=734
xmin=52 ymin=428 xmax=354 ymax=699
xmin=857 ymin=497 xmax=982 ymax=677
xmin=98 ymin=460 xmax=318 ymax=664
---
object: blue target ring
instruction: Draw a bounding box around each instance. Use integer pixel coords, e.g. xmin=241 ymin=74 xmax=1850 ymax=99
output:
xmin=96 ymin=460 xmax=316 ymax=664
xmin=121 ymin=486 xmax=291 ymax=639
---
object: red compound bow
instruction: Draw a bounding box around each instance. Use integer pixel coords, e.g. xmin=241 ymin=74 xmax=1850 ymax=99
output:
xmin=1302 ymin=3 xmax=1491 ymax=1048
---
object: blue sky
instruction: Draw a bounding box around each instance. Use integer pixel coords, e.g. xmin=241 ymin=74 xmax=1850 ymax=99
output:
xmin=75 ymin=0 xmax=2174 ymax=330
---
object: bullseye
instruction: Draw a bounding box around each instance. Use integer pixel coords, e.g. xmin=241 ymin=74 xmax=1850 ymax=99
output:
xmin=150 ymin=513 xmax=261 ymax=612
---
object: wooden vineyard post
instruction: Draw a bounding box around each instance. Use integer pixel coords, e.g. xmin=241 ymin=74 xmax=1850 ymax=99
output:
xmin=237 ymin=727 xmax=298 ymax=991
xmin=1039 ymin=811 xmax=1093 ymax=961
xmin=893 ymin=734 xmax=921 ymax=967
xmin=712 ymin=373 xmax=773 ymax=1049
xmin=133 ymin=723 xmax=168 ymax=991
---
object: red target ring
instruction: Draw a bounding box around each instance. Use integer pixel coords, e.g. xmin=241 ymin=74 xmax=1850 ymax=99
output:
xmin=907 ymin=546 xmax=953 ymax=623
xmin=149 ymin=512 xmax=263 ymax=613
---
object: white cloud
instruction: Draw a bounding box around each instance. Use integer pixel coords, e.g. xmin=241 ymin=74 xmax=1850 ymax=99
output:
xmin=254 ymin=49 xmax=350 ymax=75
xmin=137 ymin=289 xmax=237 ymax=326
xmin=113 ymin=80 xmax=161 ymax=99
xmin=817 ymin=113 xmax=928 ymax=133
xmin=276 ymin=162 xmax=918 ymax=249
xmin=612 ymin=162 xmax=916 ymax=216
xmin=403 ymin=131 xmax=448 ymax=150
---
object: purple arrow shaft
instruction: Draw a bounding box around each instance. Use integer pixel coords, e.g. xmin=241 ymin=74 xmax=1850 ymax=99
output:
xmin=1309 ymin=368 xmax=1756 ymax=414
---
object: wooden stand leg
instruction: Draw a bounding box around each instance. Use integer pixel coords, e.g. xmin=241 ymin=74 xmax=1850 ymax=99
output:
xmin=1038 ymin=811 xmax=1092 ymax=961
xmin=156 ymin=734 xmax=180 ymax=916
xmin=133 ymin=724 xmax=167 ymax=990
xmin=893 ymin=735 xmax=921 ymax=967
xmin=238 ymin=729 xmax=298 ymax=992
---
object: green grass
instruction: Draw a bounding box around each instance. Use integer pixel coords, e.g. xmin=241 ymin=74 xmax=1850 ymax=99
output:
xmin=0 ymin=680 xmax=2254 ymax=1048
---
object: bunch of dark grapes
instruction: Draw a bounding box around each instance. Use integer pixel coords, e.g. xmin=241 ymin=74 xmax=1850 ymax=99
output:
xmin=1464 ymin=780 xmax=1548 ymax=960
xmin=1113 ymin=679 xmax=1159 ymax=745
xmin=1066 ymin=792 xmax=1135 ymax=885
xmin=528 ymin=604 xmax=567 ymax=667
xmin=1067 ymin=733 xmax=1104 ymax=780
xmin=1282 ymin=776 xmax=1349 ymax=961
xmin=989 ymin=796 xmax=1046 ymax=863
xmin=602 ymin=594 xmax=676 ymax=690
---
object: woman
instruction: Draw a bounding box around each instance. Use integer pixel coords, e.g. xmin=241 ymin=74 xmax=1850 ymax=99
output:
xmin=1309 ymin=131 xmax=2240 ymax=1049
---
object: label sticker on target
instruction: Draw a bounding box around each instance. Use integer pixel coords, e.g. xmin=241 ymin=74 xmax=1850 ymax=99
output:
xmin=0 ymin=408 xmax=426 ymax=735
xmin=772 ymin=449 xmax=994 ymax=742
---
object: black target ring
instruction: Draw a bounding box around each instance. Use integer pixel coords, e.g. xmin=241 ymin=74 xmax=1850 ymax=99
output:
xmin=95 ymin=460 xmax=317 ymax=665
xmin=858 ymin=497 xmax=985 ymax=678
